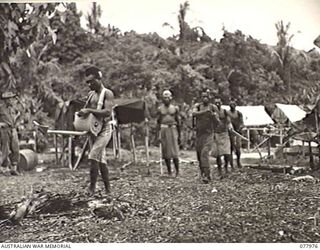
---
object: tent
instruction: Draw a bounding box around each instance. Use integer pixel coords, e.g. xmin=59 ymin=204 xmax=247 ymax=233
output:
xmin=272 ymin=103 xmax=307 ymax=124
xmin=112 ymin=99 xmax=150 ymax=166
xmin=113 ymin=99 xmax=149 ymax=124
xmin=222 ymin=105 xmax=274 ymax=127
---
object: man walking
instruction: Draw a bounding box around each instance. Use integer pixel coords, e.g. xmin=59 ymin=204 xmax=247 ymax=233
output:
xmin=212 ymin=97 xmax=233 ymax=178
xmin=0 ymin=92 xmax=21 ymax=176
xmin=78 ymin=66 xmax=114 ymax=196
xmin=192 ymin=90 xmax=219 ymax=183
xmin=156 ymin=90 xmax=181 ymax=177
xmin=227 ymin=99 xmax=244 ymax=168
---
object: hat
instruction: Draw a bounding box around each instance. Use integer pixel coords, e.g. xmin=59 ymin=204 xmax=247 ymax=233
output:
xmin=85 ymin=66 xmax=102 ymax=81
xmin=162 ymin=90 xmax=172 ymax=99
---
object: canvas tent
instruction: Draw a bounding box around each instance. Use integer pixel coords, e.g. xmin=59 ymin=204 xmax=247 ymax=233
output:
xmin=113 ymin=99 xmax=149 ymax=124
xmin=222 ymin=105 xmax=274 ymax=150
xmin=112 ymin=99 xmax=150 ymax=165
xmin=222 ymin=105 xmax=274 ymax=127
xmin=272 ymin=103 xmax=307 ymax=124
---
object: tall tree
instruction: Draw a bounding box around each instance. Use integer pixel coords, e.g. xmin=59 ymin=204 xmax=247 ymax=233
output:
xmin=274 ymin=21 xmax=294 ymax=101
xmin=0 ymin=3 xmax=59 ymax=90
xmin=86 ymin=2 xmax=102 ymax=34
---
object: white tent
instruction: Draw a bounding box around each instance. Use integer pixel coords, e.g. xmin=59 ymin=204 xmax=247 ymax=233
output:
xmin=273 ymin=103 xmax=307 ymax=123
xmin=222 ymin=105 xmax=274 ymax=127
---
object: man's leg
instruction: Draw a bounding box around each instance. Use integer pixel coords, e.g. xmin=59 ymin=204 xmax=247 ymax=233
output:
xmin=164 ymin=159 xmax=172 ymax=176
xmin=173 ymin=158 xmax=179 ymax=177
xmin=236 ymin=149 xmax=242 ymax=168
xmin=217 ymin=155 xmax=223 ymax=178
xmin=99 ymin=163 xmax=111 ymax=194
xmin=201 ymin=136 xmax=212 ymax=182
xmin=88 ymin=160 xmax=99 ymax=196
xmin=196 ymin=150 xmax=203 ymax=177
xmin=224 ymin=154 xmax=231 ymax=174
xmin=9 ymin=129 xmax=20 ymax=176
xmin=230 ymin=136 xmax=235 ymax=170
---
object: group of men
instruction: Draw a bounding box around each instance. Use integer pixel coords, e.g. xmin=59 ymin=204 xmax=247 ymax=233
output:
xmin=157 ymin=89 xmax=244 ymax=183
xmin=0 ymin=65 xmax=244 ymax=196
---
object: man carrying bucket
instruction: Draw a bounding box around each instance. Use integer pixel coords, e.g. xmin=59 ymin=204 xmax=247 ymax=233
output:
xmin=0 ymin=92 xmax=21 ymax=176
xmin=77 ymin=66 xmax=114 ymax=196
xmin=156 ymin=90 xmax=181 ymax=177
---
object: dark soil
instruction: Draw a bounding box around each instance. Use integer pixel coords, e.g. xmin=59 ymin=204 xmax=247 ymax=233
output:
xmin=1 ymin=151 xmax=320 ymax=243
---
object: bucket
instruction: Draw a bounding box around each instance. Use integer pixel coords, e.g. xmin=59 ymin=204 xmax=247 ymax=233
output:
xmin=73 ymin=112 xmax=102 ymax=136
xmin=18 ymin=149 xmax=38 ymax=171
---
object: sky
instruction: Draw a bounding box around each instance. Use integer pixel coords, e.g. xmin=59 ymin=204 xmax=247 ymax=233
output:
xmin=76 ymin=0 xmax=320 ymax=51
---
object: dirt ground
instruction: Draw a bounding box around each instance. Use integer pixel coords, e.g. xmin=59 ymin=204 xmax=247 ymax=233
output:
xmin=1 ymin=148 xmax=320 ymax=243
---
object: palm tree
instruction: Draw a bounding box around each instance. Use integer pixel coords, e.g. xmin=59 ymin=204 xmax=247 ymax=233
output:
xmin=178 ymin=1 xmax=190 ymax=43
xmin=273 ymin=21 xmax=294 ymax=101
xmin=86 ymin=2 xmax=102 ymax=34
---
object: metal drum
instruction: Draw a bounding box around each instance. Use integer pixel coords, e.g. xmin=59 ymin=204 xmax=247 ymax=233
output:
xmin=18 ymin=149 xmax=38 ymax=171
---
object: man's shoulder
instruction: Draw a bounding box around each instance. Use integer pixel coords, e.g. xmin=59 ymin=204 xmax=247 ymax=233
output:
xmin=171 ymin=104 xmax=179 ymax=111
xmin=103 ymin=88 xmax=114 ymax=98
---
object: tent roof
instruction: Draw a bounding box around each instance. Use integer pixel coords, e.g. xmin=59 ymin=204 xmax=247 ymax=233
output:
xmin=222 ymin=105 xmax=274 ymax=127
xmin=113 ymin=99 xmax=148 ymax=124
xmin=274 ymin=103 xmax=307 ymax=123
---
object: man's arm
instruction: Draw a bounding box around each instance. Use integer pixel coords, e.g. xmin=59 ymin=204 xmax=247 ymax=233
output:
xmin=225 ymin=110 xmax=233 ymax=131
xmin=175 ymin=106 xmax=181 ymax=143
xmin=192 ymin=104 xmax=210 ymax=117
xmin=85 ymin=89 xmax=114 ymax=118
xmin=156 ymin=107 xmax=162 ymax=141
xmin=238 ymin=111 xmax=244 ymax=130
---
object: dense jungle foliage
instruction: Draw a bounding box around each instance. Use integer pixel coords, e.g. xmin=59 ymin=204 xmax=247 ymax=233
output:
xmin=1 ymin=2 xmax=320 ymax=127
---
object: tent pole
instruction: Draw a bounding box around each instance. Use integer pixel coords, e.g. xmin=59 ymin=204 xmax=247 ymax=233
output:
xmin=130 ymin=123 xmax=137 ymax=163
xmin=68 ymin=135 xmax=73 ymax=170
xmin=111 ymin=109 xmax=117 ymax=159
xmin=247 ymin=128 xmax=250 ymax=151
xmin=279 ymin=125 xmax=283 ymax=145
xmin=145 ymin=119 xmax=150 ymax=174
xmin=112 ymin=126 xmax=116 ymax=159
xmin=54 ymin=134 xmax=58 ymax=165
xmin=118 ymin=126 xmax=121 ymax=160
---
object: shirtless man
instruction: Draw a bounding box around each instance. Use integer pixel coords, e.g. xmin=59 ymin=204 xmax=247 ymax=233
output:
xmin=78 ymin=66 xmax=114 ymax=195
xmin=227 ymin=99 xmax=244 ymax=168
xmin=156 ymin=90 xmax=181 ymax=177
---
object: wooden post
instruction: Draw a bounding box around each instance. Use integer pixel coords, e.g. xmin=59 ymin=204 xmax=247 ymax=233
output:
xmin=54 ymin=134 xmax=58 ymax=165
xmin=111 ymin=110 xmax=117 ymax=159
xmin=68 ymin=135 xmax=73 ymax=170
xmin=61 ymin=136 xmax=65 ymax=168
xmin=73 ymin=137 xmax=89 ymax=170
xmin=159 ymin=143 xmax=163 ymax=175
xmin=112 ymin=126 xmax=117 ymax=159
xmin=309 ymin=141 xmax=314 ymax=169
xmin=145 ymin=119 xmax=150 ymax=174
xmin=118 ymin=126 xmax=121 ymax=160
xmin=247 ymin=128 xmax=250 ymax=151
xmin=279 ymin=125 xmax=283 ymax=145
xmin=130 ymin=124 xmax=137 ymax=163
xmin=33 ymin=130 xmax=37 ymax=152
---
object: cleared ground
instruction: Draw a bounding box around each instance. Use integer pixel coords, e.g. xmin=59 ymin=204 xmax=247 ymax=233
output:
xmin=1 ymin=149 xmax=320 ymax=243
